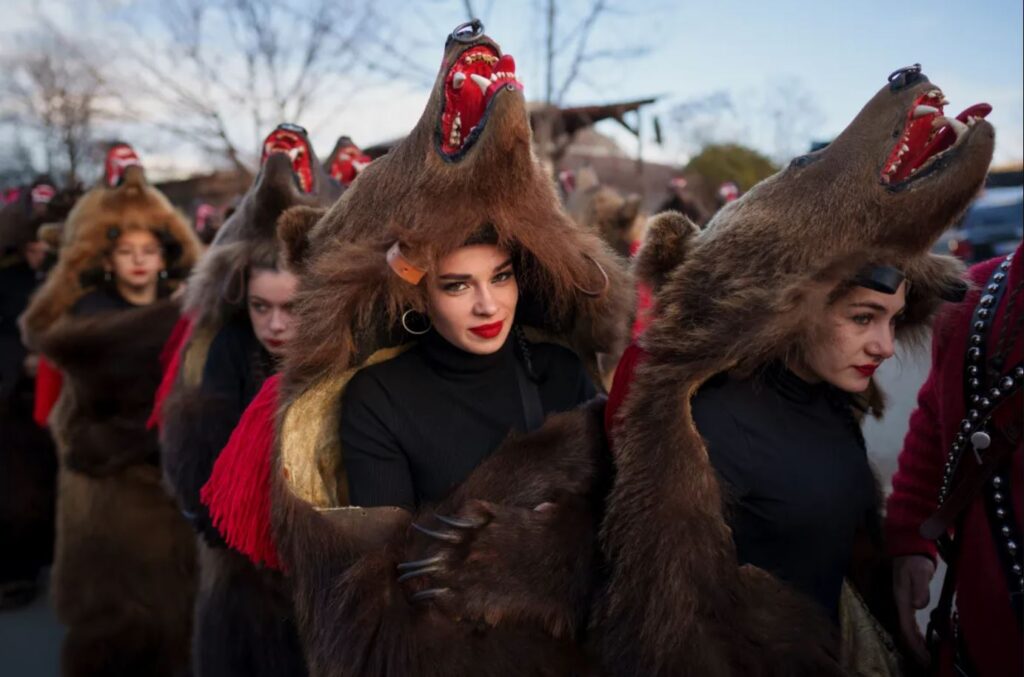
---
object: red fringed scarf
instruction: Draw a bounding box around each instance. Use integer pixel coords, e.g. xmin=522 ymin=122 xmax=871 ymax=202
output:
xmin=33 ymin=356 xmax=63 ymax=427
xmin=200 ymin=374 xmax=282 ymax=570
xmin=629 ymin=240 xmax=654 ymax=339
xmin=146 ymin=314 xmax=195 ymax=430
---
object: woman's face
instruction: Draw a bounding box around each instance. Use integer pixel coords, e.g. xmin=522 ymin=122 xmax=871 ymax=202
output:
xmin=426 ymin=244 xmax=518 ymax=355
xmin=801 ymin=281 xmax=906 ymax=393
xmin=107 ymin=229 xmax=164 ymax=290
xmin=248 ymin=268 xmax=299 ymax=357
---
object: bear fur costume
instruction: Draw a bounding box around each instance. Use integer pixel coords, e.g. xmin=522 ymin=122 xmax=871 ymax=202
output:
xmin=564 ymin=165 xmax=644 ymax=260
xmin=159 ymin=124 xmax=341 ymax=677
xmin=201 ymin=20 xmax=634 ymax=677
xmin=20 ymin=158 xmax=202 ymax=677
xmin=595 ymin=67 xmax=995 ymax=675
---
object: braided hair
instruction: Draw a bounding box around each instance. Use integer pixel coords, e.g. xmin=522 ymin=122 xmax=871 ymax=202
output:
xmin=512 ymin=324 xmax=540 ymax=382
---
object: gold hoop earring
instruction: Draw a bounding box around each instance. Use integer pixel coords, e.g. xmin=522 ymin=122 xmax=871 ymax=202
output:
xmin=401 ymin=309 xmax=431 ymax=336
xmin=573 ymin=253 xmax=611 ymax=298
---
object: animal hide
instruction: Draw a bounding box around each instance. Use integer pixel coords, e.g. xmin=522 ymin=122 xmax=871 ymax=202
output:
xmin=41 ymin=301 xmax=197 ymax=677
xmin=160 ymin=125 xmax=339 ymax=677
xmin=261 ymin=21 xmax=633 ymax=676
xmin=593 ymin=68 xmax=993 ymax=675
xmin=19 ymin=162 xmax=200 ymax=352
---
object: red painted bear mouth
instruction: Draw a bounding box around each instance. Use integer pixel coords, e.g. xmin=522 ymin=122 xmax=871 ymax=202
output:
xmin=261 ymin=128 xmax=314 ymax=193
xmin=437 ymin=44 xmax=523 ymax=159
xmin=328 ymin=144 xmax=371 ymax=186
xmin=105 ymin=144 xmax=142 ymax=187
xmin=881 ymin=89 xmax=991 ymax=186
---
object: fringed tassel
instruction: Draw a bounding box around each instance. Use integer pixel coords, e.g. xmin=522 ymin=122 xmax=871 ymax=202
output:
xmin=33 ymin=355 xmax=63 ymax=427
xmin=146 ymin=314 xmax=195 ymax=431
xmin=200 ymin=374 xmax=282 ymax=570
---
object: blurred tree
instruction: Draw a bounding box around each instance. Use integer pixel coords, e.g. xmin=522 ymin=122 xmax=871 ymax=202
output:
xmin=669 ymin=79 xmax=823 ymax=165
xmin=120 ymin=0 xmax=410 ymax=174
xmin=0 ymin=22 xmax=121 ymax=186
xmin=684 ymin=143 xmax=778 ymax=192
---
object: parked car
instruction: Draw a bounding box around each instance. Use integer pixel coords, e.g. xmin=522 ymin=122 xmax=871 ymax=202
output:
xmin=940 ymin=185 xmax=1023 ymax=263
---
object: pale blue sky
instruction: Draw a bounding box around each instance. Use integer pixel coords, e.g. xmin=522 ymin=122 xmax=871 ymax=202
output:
xmin=3 ymin=0 xmax=1022 ymax=172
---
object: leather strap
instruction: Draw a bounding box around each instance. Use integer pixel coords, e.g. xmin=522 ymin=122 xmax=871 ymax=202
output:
xmin=515 ymin=359 xmax=544 ymax=432
xmin=386 ymin=242 xmax=426 ymax=285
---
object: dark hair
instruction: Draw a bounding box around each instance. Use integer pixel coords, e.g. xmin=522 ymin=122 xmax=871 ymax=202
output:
xmin=247 ymin=239 xmax=282 ymax=274
xmin=462 ymin=223 xmax=500 ymax=247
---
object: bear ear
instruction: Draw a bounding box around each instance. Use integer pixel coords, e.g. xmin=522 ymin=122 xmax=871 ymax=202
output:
xmin=277 ymin=206 xmax=326 ymax=271
xmin=633 ymin=210 xmax=700 ymax=292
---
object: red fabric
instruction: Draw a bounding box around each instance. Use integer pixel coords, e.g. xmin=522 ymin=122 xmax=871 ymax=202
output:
xmin=33 ymin=356 xmax=63 ymax=428
xmin=628 ymin=239 xmax=654 ymax=339
xmin=886 ymin=246 xmax=1023 ymax=677
xmin=146 ymin=314 xmax=195 ymax=431
xmin=200 ymin=374 xmax=282 ymax=570
xmin=604 ymin=342 xmax=649 ymax=446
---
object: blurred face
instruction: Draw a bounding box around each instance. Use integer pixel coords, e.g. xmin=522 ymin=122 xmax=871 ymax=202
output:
xmin=23 ymin=240 xmax=49 ymax=270
xmin=801 ymin=282 xmax=906 ymax=393
xmin=426 ymin=244 xmax=518 ymax=355
xmin=248 ymin=268 xmax=299 ymax=357
xmin=107 ymin=229 xmax=164 ymax=290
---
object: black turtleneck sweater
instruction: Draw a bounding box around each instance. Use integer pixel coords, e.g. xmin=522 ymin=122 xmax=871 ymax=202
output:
xmin=690 ymin=364 xmax=875 ymax=620
xmin=340 ymin=329 xmax=595 ymax=509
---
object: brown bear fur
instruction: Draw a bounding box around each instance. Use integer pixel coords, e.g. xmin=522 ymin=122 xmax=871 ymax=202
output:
xmin=21 ymin=163 xmax=202 ymax=677
xmin=19 ymin=165 xmax=199 ymax=351
xmin=41 ymin=302 xmax=198 ymax=677
xmin=160 ymin=129 xmax=340 ymax=677
xmin=265 ymin=24 xmax=633 ymax=676
xmin=564 ymin=166 xmax=645 ymax=259
xmin=291 ymin=401 xmax=610 ymax=677
xmin=592 ymin=71 xmax=992 ymax=675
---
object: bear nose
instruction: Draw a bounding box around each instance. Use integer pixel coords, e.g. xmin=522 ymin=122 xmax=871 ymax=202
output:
xmin=888 ymin=64 xmax=927 ymax=91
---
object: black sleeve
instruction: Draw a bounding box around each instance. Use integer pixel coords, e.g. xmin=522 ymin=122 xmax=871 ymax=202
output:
xmin=200 ymin=326 xmax=250 ymax=425
xmin=690 ymin=385 xmax=755 ymax=499
xmin=532 ymin=342 xmax=597 ymax=411
xmin=340 ymin=369 xmax=416 ymax=509
xmin=168 ymin=324 xmax=251 ymax=545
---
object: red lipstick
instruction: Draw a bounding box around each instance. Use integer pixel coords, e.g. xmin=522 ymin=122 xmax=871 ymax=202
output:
xmin=265 ymin=339 xmax=285 ymax=349
xmin=854 ymin=364 xmax=878 ymax=377
xmin=469 ymin=321 xmax=504 ymax=339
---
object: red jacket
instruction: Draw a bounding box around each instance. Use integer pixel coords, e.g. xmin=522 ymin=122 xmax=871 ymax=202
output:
xmin=886 ymin=247 xmax=1023 ymax=677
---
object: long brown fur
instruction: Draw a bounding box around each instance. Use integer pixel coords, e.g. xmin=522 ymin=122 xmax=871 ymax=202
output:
xmin=42 ymin=302 xmax=197 ymax=677
xmin=160 ymin=129 xmax=339 ymax=677
xmin=267 ymin=25 xmax=633 ymax=676
xmin=20 ymin=160 xmax=202 ymax=677
xmin=286 ymin=401 xmax=609 ymax=677
xmin=592 ymin=71 xmax=991 ymax=675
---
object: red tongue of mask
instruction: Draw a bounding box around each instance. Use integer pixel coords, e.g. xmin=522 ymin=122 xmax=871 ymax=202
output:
xmin=889 ymin=100 xmax=991 ymax=183
xmin=918 ymin=102 xmax=992 ymax=161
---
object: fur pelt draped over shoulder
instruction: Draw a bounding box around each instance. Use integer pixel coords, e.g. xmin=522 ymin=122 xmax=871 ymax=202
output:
xmin=243 ymin=21 xmax=634 ymax=677
xmin=160 ymin=125 xmax=338 ymax=677
xmin=593 ymin=69 xmax=994 ymax=675
xmin=21 ymin=153 xmax=202 ymax=677
xmin=41 ymin=301 xmax=198 ymax=677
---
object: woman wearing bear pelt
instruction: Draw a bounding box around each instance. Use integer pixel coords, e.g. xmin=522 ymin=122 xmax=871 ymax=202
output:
xmin=340 ymin=225 xmax=597 ymax=510
xmin=156 ymin=123 xmax=339 ymax=677
xmin=202 ymin=21 xmax=633 ymax=676
xmin=596 ymin=65 xmax=996 ymax=676
xmin=19 ymin=148 xmax=201 ymax=677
